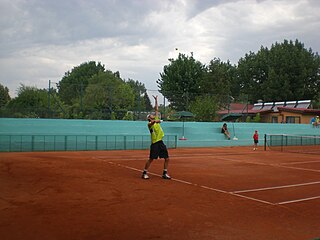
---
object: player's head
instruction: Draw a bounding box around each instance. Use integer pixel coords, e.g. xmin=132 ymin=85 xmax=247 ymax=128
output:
xmin=147 ymin=114 xmax=155 ymax=122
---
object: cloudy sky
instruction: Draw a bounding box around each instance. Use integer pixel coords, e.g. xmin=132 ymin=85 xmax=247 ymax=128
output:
xmin=1 ymin=0 xmax=320 ymax=98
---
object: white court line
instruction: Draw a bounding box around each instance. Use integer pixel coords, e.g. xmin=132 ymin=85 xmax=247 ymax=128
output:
xmin=103 ymin=159 xmax=275 ymax=206
xmin=280 ymin=160 xmax=320 ymax=165
xmin=233 ymin=181 xmax=320 ymax=194
xmin=277 ymin=196 xmax=320 ymax=205
xmin=230 ymin=193 xmax=274 ymax=205
xmin=174 ymin=155 xmax=320 ymax=174
xmin=213 ymin=156 xmax=320 ymax=173
xmin=277 ymin=165 xmax=320 ymax=173
xmin=98 ymin=157 xmax=320 ymax=205
xmin=200 ymin=185 xmax=275 ymax=205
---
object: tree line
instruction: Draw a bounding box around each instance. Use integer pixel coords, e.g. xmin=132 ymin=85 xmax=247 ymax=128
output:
xmin=1 ymin=39 xmax=319 ymax=121
xmin=0 ymin=64 xmax=153 ymax=120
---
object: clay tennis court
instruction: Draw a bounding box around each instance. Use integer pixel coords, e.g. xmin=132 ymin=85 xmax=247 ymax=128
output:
xmin=1 ymin=147 xmax=319 ymax=240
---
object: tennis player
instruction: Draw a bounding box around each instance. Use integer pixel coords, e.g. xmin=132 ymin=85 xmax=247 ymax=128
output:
xmin=142 ymin=95 xmax=171 ymax=180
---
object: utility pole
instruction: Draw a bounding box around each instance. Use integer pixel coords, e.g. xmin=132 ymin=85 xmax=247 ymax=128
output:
xmin=163 ymin=96 xmax=166 ymax=120
xmin=48 ymin=80 xmax=51 ymax=117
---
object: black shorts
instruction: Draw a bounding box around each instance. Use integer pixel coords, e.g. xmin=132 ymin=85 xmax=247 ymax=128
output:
xmin=149 ymin=140 xmax=169 ymax=160
xmin=254 ymin=140 xmax=259 ymax=144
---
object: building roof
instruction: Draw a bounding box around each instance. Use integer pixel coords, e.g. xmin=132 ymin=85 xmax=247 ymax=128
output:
xmin=250 ymin=100 xmax=314 ymax=114
xmin=218 ymin=103 xmax=253 ymax=115
xmin=260 ymin=102 xmax=274 ymax=111
xmin=251 ymin=103 xmax=263 ymax=110
xmin=296 ymin=100 xmax=311 ymax=109
xmin=217 ymin=100 xmax=319 ymax=120
xmin=277 ymin=107 xmax=320 ymax=115
xmin=272 ymin=102 xmax=285 ymax=112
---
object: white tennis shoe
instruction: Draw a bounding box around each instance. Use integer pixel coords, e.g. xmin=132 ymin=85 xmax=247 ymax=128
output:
xmin=142 ymin=173 xmax=149 ymax=179
xmin=162 ymin=173 xmax=171 ymax=180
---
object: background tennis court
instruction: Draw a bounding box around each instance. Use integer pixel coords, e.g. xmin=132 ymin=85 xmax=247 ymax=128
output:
xmin=0 ymin=147 xmax=319 ymax=240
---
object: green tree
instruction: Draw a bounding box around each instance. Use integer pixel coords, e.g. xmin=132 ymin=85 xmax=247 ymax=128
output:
xmin=126 ymin=79 xmax=152 ymax=112
xmin=82 ymin=71 xmax=135 ymax=119
xmin=189 ymin=95 xmax=218 ymax=122
xmin=58 ymin=61 xmax=105 ymax=105
xmin=6 ymin=84 xmax=48 ymax=118
xmin=237 ymin=49 xmax=269 ymax=102
xmin=252 ymin=113 xmax=261 ymax=122
xmin=0 ymin=83 xmax=11 ymax=107
xmin=202 ymin=59 xmax=236 ymax=95
xmin=157 ymin=53 xmax=206 ymax=110
xmin=237 ymin=39 xmax=320 ymax=102
xmin=143 ymin=93 xmax=153 ymax=111
xmin=57 ymin=61 xmax=149 ymax=119
xmin=202 ymin=58 xmax=238 ymax=109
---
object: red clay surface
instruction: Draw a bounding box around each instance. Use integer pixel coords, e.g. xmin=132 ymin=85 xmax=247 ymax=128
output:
xmin=1 ymin=147 xmax=319 ymax=240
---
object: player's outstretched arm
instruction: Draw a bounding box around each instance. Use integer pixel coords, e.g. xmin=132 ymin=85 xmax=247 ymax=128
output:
xmin=151 ymin=95 xmax=161 ymax=123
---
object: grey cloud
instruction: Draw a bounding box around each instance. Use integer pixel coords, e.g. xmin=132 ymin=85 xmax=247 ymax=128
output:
xmin=0 ymin=0 xmax=163 ymax=55
xmin=0 ymin=0 xmax=319 ymax=97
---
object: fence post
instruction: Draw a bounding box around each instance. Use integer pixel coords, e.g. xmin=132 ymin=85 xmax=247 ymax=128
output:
xmin=48 ymin=80 xmax=51 ymax=117
xmin=175 ymin=135 xmax=178 ymax=148
xmin=32 ymin=135 xmax=35 ymax=151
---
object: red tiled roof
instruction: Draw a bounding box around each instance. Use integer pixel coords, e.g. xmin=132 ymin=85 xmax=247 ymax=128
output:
xmin=218 ymin=103 xmax=253 ymax=114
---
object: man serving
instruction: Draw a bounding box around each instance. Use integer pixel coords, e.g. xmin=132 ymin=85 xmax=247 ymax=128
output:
xmin=142 ymin=95 xmax=171 ymax=180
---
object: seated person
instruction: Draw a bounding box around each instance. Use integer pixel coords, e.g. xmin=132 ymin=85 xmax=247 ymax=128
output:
xmin=221 ymin=123 xmax=231 ymax=140
xmin=311 ymin=116 xmax=319 ymax=128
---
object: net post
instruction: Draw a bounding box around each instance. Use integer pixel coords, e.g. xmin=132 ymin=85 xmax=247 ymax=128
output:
xmin=264 ymin=134 xmax=266 ymax=151
xmin=175 ymin=135 xmax=178 ymax=148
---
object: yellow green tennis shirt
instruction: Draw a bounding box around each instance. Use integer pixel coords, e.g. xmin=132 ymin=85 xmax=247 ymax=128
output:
xmin=148 ymin=117 xmax=164 ymax=144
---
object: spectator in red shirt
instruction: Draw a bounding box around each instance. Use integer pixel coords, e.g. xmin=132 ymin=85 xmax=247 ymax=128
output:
xmin=253 ymin=130 xmax=259 ymax=150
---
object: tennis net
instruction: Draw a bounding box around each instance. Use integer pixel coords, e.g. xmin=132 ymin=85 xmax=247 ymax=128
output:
xmin=264 ymin=134 xmax=320 ymax=154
